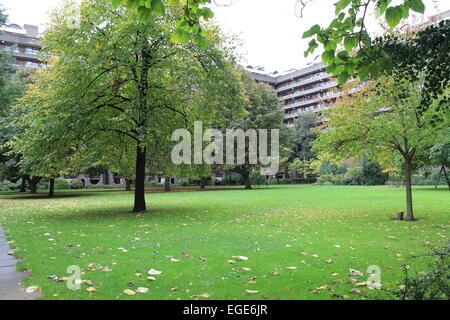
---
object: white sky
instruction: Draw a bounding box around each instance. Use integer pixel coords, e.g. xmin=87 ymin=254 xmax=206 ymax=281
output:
xmin=1 ymin=0 xmax=448 ymax=72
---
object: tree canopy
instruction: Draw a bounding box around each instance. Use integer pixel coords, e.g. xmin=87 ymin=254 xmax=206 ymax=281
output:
xmin=14 ymin=0 xmax=241 ymax=211
xmin=313 ymin=76 xmax=448 ymax=220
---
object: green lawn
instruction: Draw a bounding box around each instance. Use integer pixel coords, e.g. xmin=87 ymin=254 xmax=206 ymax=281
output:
xmin=0 ymin=185 xmax=448 ymax=300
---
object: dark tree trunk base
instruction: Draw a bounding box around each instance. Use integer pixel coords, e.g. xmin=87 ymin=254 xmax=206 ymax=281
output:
xmin=48 ymin=178 xmax=55 ymax=197
xmin=133 ymin=145 xmax=146 ymax=213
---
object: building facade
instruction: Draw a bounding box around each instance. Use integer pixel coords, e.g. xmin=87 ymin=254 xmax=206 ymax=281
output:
xmin=250 ymin=62 xmax=342 ymax=127
xmin=0 ymin=23 xmax=43 ymax=68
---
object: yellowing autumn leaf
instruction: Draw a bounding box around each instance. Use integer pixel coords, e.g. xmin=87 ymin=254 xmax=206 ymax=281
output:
xmin=123 ymin=289 xmax=136 ymax=295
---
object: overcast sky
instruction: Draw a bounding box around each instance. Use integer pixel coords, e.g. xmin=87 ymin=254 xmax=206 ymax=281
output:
xmin=1 ymin=0 xmax=448 ymax=71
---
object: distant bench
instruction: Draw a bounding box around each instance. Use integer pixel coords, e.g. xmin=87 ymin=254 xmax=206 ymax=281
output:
xmin=388 ymin=180 xmax=405 ymax=187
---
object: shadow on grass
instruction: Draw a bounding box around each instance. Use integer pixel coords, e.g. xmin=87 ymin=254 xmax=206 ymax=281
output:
xmin=0 ymin=192 xmax=100 ymax=200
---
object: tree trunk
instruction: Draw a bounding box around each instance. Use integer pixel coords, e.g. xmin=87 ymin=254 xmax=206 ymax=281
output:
xmin=20 ymin=176 xmax=27 ymax=192
xmin=200 ymin=178 xmax=206 ymax=189
xmin=48 ymin=178 xmax=55 ymax=197
xmin=435 ymin=166 xmax=443 ymax=189
xmin=125 ymin=178 xmax=132 ymax=191
xmin=164 ymin=177 xmax=171 ymax=192
xmin=242 ymin=170 xmax=252 ymax=190
xmin=133 ymin=145 xmax=146 ymax=213
xmin=404 ymin=157 xmax=414 ymax=221
xmin=29 ymin=177 xmax=41 ymax=194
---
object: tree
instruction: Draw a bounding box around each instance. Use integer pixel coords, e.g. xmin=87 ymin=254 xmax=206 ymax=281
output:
xmin=16 ymin=0 xmax=239 ymax=211
xmin=313 ymin=77 xmax=448 ymax=220
xmin=288 ymin=113 xmax=321 ymax=178
xmin=430 ymin=141 xmax=450 ymax=189
xmin=227 ymin=71 xmax=284 ymax=190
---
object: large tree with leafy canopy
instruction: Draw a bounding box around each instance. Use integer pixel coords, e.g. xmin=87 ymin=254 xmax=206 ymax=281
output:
xmin=313 ymin=77 xmax=448 ymax=221
xmin=16 ymin=0 xmax=241 ymax=212
xmin=227 ymin=71 xmax=284 ymax=190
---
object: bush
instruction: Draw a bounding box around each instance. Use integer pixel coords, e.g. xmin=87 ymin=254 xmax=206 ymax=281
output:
xmin=0 ymin=180 xmax=21 ymax=191
xmin=319 ymin=160 xmax=347 ymax=175
xmin=86 ymin=184 xmax=124 ymax=189
xmin=361 ymin=159 xmax=388 ymax=185
xmin=269 ymin=178 xmax=292 ymax=185
xmin=70 ymin=179 xmax=84 ymax=189
xmin=145 ymin=181 xmax=162 ymax=188
xmin=342 ymin=166 xmax=364 ymax=185
xmin=37 ymin=179 xmax=49 ymax=190
xmin=396 ymin=244 xmax=449 ymax=300
xmin=316 ymin=174 xmax=345 ymax=185
xmin=250 ymin=172 xmax=268 ymax=186
xmin=54 ymin=178 xmax=70 ymax=190
xmin=218 ymin=174 xmax=243 ymax=186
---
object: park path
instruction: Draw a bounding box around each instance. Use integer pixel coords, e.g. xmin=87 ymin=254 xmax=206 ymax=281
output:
xmin=0 ymin=225 xmax=40 ymax=300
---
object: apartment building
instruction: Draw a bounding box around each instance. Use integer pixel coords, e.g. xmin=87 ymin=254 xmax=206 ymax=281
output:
xmin=0 ymin=23 xmax=42 ymax=68
xmin=250 ymin=62 xmax=342 ymax=127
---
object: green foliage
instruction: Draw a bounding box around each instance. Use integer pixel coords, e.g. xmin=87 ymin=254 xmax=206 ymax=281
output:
xmin=54 ymin=178 xmax=70 ymax=190
xmin=0 ymin=180 xmax=21 ymax=191
xmin=361 ymin=158 xmax=388 ymax=185
xmin=397 ymin=243 xmax=449 ymax=300
xmin=315 ymin=173 xmax=345 ymax=185
xmin=430 ymin=141 xmax=450 ymax=167
xmin=319 ymin=159 xmax=347 ymax=176
xmin=112 ymin=0 xmax=213 ymax=48
xmin=86 ymin=184 xmax=125 ymax=190
xmin=302 ymin=0 xmax=428 ymax=85
xmin=342 ymin=166 xmax=364 ymax=185
xmin=249 ymin=172 xmax=268 ymax=187
xmin=376 ymin=21 xmax=450 ymax=113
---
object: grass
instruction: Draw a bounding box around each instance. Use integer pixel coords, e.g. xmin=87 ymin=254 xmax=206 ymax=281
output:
xmin=0 ymin=185 xmax=448 ymax=300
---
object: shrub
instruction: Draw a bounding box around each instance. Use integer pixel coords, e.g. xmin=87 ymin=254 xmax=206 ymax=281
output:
xmin=342 ymin=166 xmax=364 ymax=185
xmin=86 ymin=184 xmax=124 ymax=189
xmin=70 ymin=179 xmax=84 ymax=189
xmin=250 ymin=172 xmax=268 ymax=186
xmin=316 ymin=174 xmax=345 ymax=185
xmin=145 ymin=181 xmax=162 ymax=188
xmin=269 ymin=178 xmax=292 ymax=185
xmin=361 ymin=159 xmax=388 ymax=185
xmin=0 ymin=180 xmax=21 ymax=191
xmin=54 ymin=178 xmax=70 ymax=190
xmin=37 ymin=179 xmax=49 ymax=190
xmin=396 ymin=244 xmax=449 ymax=300
xmin=319 ymin=160 xmax=347 ymax=175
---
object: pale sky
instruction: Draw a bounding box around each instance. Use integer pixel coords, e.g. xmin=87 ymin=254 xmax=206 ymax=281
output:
xmin=1 ymin=0 xmax=448 ymax=72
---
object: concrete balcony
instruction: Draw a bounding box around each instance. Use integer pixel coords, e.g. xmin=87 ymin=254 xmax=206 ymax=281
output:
xmin=276 ymin=72 xmax=331 ymax=92
xmin=279 ymin=81 xmax=339 ymax=101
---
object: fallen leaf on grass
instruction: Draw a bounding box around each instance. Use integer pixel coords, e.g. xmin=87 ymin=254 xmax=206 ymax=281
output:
xmin=193 ymin=293 xmax=210 ymax=298
xmin=245 ymin=290 xmax=259 ymax=295
xmin=147 ymin=276 xmax=156 ymax=281
xmin=86 ymin=287 xmax=96 ymax=293
xmin=285 ymin=266 xmax=297 ymax=270
xmin=25 ymin=286 xmax=39 ymax=293
xmin=148 ymin=269 xmax=163 ymax=275
xmin=232 ymin=256 xmax=249 ymax=261
xmin=350 ymin=288 xmax=364 ymax=294
xmin=136 ymin=287 xmax=149 ymax=294
xmin=123 ymin=289 xmax=136 ymax=295
xmin=349 ymin=268 xmax=363 ymax=277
